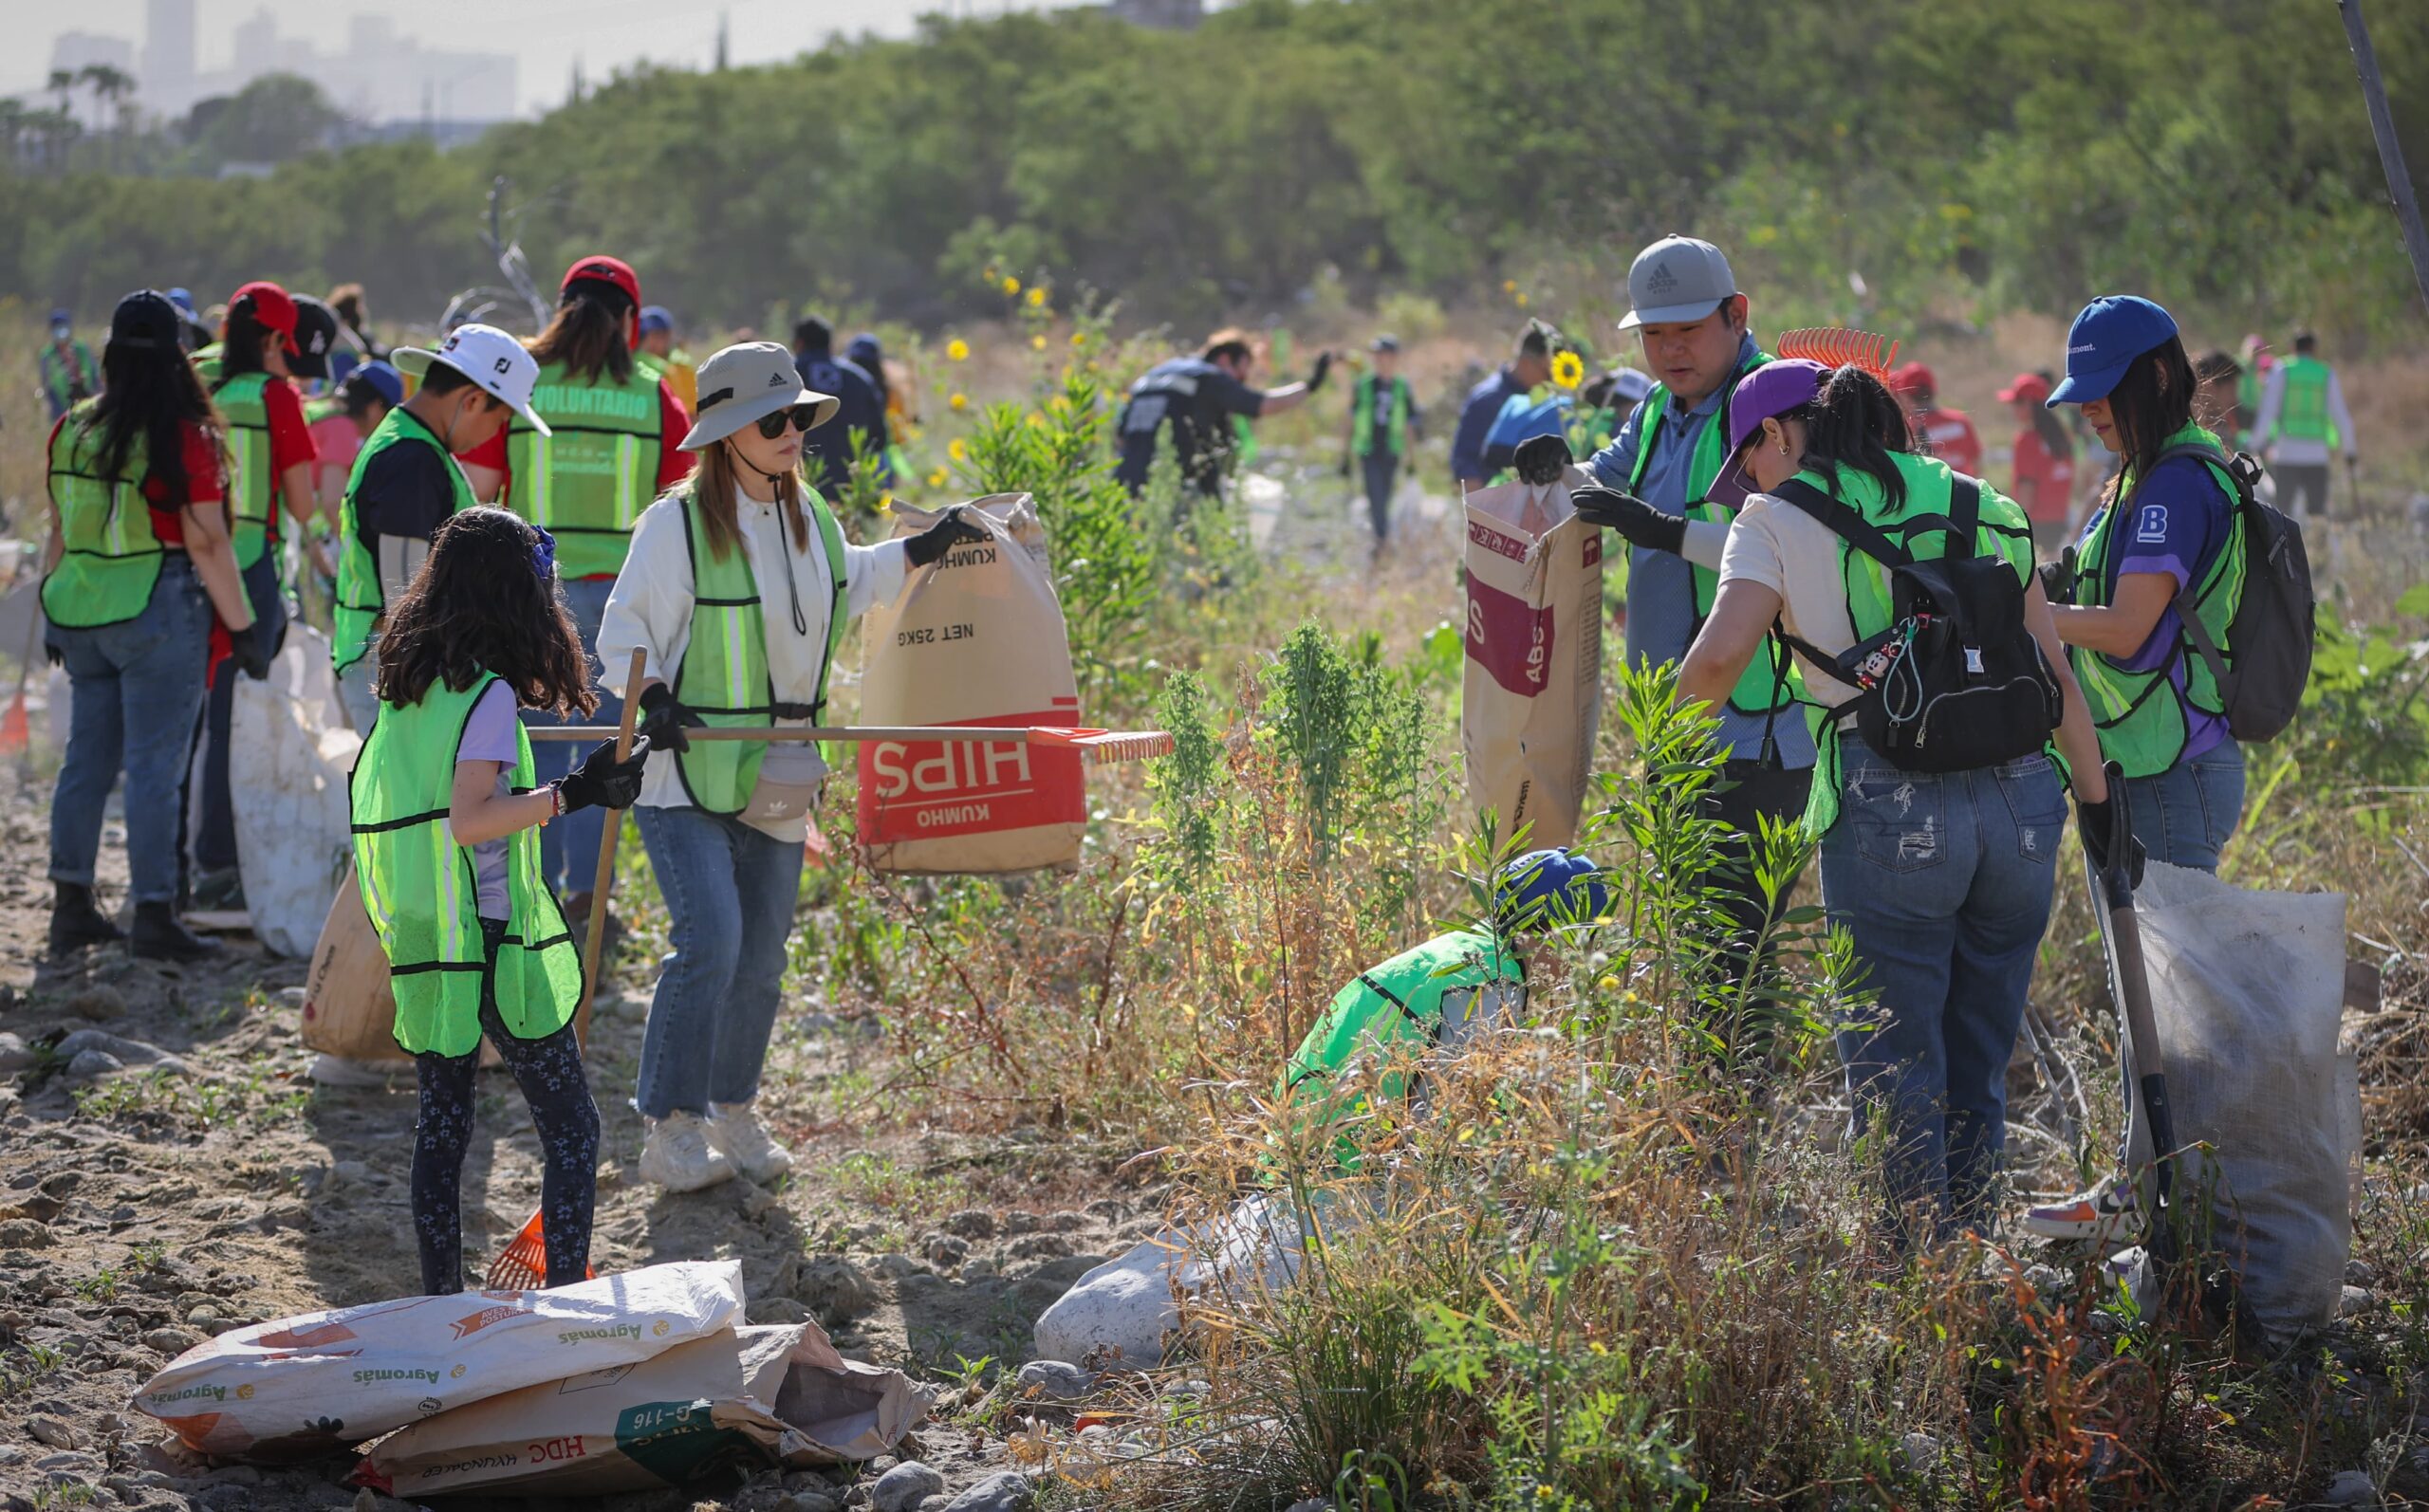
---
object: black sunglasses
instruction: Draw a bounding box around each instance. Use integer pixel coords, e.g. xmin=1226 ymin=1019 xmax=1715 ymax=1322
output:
xmin=755 ymin=403 xmax=820 ymax=439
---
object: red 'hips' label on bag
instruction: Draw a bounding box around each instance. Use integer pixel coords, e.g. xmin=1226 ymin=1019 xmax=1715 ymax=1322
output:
xmin=856 ymin=709 xmax=1087 ymax=843
xmin=1466 ymin=576 xmax=1556 ymax=697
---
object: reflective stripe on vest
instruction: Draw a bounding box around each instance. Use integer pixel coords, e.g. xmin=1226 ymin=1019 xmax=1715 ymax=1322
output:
xmin=333 ymin=408 xmax=480 ymax=673
xmin=348 ymin=671 xmax=581 ymax=1057
xmin=2065 ymin=422 xmax=2245 ymax=780
xmin=1351 ymin=374 xmax=1411 ymax=458
xmin=669 ymin=489 xmax=850 ymax=815
xmin=213 ymin=372 xmax=278 ymax=571
xmin=505 ymin=360 xmax=661 ymax=580
xmin=1280 ymin=928 xmax=1525 ymax=1108
xmin=1625 ymin=350 xmax=1789 ymax=717
xmin=41 ymin=402 xmax=166 ymax=630
xmin=1789 ymin=452 xmax=2038 ymax=836
xmin=2275 ymin=357 xmax=2333 ymax=445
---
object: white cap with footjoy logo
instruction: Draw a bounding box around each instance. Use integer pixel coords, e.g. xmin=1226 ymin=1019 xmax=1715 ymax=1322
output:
xmin=1617 ymin=235 xmax=1739 ymax=331
xmin=390 ymin=323 xmax=552 ymax=436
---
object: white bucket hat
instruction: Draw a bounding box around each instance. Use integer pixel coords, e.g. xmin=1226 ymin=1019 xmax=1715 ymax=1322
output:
xmin=391 ymin=323 xmax=552 ymax=435
xmin=680 ymin=341 xmax=840 ymax=451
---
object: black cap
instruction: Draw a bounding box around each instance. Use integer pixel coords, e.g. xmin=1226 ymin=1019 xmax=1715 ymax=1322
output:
xmin=108 ymin=289 xmax=181 ymax=353
xmin=1370 ymin=334 xmax=1400 ymax=353
xmin=289 ymin=295 xmax=340 ymax=381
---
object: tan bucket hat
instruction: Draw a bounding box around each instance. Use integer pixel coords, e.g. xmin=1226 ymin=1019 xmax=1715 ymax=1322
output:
xmin=678 ymin=341 xmax=840 ymax=451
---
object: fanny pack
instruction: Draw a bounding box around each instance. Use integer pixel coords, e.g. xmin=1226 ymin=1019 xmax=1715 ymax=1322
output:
xmin=743 ymin=736 xmax=829 ymax=825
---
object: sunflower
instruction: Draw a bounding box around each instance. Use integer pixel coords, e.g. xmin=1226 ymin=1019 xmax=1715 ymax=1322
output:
xmin=945 ymin=338 xmax=969 ymax=362
xmin=1069 ymin=331 xmax=1086 ymax=347
xmin=1026 ymin=286 xmax=1047 ymax=308
xmin=1001 ymin=275 xmax=1022 ymax=297
xmin=927 ymin=468 xmax=949 ymax=488
xmin=1550 ymin=350 xmax=1585 ymax=389
xmin=949 ymin=392 xmax=968 ymax=412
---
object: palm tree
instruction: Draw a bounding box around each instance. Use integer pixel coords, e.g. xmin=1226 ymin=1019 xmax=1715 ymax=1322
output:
xmin=79 ymin=64 xmax=134 ymax=169
xmin=0 ymin=101 xmax=28 ymax=172
xmin=41 ymin=72 xmax=80 ymax=173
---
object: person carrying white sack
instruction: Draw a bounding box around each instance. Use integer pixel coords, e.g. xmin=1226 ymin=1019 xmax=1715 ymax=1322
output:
xmin=599 ymin=342 xmax=986 ymax=1192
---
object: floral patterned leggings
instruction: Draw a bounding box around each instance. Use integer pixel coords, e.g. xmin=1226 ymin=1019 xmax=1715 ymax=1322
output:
xmin=410 ymin=919 xmax=601 ymax=1294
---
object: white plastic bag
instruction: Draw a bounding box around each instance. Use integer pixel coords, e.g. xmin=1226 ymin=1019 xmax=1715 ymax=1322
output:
xmin=231 ymin=625 xmax=359 ymax=956
xmin=1032 ymin=1193 xmax=1332 ymax=1366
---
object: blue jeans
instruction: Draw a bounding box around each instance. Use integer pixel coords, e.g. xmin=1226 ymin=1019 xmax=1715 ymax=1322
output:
xmin=1360 ymin=450 xmax=1400 ymax=541
xmin=336 ymin=630 xmax=380 ymax=737
xmin=632 ymin=804 xmax=804 ymax=1119
xmin=194 ymin=551 xmax=291 ymax=873
xmin=1820 ymin=739 xmax=2066 ymax=1244
xmin=528 ymin=577 xmax=622 ymax=895
xmin=49 ymin=557 xmax=213 ymax=904
xmin=2123 ymin=738 xmax=2244 ymax=873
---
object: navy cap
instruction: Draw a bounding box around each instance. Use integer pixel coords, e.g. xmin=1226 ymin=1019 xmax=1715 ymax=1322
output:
xmin=106 ymin=290 xmax=179 ymax=352
xmin=347 ymin=360 xmax=406 ymax=409
xmin=2047 ymin=295 xmax=2179 ymax=408
xmin=639 ymin=304 xmax=673 ymax=336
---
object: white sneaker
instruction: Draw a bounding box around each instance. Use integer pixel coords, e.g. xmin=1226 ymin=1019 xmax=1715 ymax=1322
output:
xmin=2022 ymin=1176 xmax=2139 ymax=1245
xmin=639 ymin=1111 xmax=737 ymax=1192
xmin=707 ymin=1101 xmax=794 ymax=1184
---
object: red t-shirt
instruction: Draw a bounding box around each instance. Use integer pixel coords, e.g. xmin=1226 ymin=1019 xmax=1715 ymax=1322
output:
xmin=47 ymin=414 xmax=226 ymax=546
xmin=459 ymin=377 xmax=694 ymax=574
xmin=2012 ymin=428 xmax=2077 ymax=523
xmin=259 ymin=378 xmax=320 ymax=540
xmin=1914 ymin=406 xmax=1983 ymax=478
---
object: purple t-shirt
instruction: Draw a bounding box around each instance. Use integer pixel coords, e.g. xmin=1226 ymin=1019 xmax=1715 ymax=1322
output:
xmin=2079 ymin=455 xmax=2235 ymax=759
xmin=456 ymin=681 xmax=521 ymax=920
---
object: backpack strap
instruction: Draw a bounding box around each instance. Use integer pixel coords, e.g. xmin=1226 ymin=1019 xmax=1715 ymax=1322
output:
xmin=2145 ymin=442 xmax=2253 ymax=701
xmin=1945 ymin=477 xmax=1980 ymax=561
xmin=1771 ymin=478 xmax=1913 ymax=566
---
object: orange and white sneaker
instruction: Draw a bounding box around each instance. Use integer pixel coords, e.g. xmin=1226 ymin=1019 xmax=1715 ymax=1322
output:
xmin=2023 ymin=1179 xmax=2139 ymax=1244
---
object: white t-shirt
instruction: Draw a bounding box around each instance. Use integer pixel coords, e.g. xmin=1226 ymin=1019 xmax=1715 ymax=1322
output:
xmin=598 ymin=485 xmax=910 ymax=842
xmin=1715 ymin=490 xmax=1883 ymax=713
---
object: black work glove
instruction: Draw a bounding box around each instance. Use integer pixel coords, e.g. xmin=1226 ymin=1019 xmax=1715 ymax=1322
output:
xmin=1304 ymin=350 xmax=1333 ymax=394
xmin=557 ymin=734 xmax=652 ymax=814
xmin=44 ymin=642 xmax=61 ymax=669
xmin=2075 ymin=765 xmax=2145 ymax=889
xmin=1511 ymin=433 xmax=1571 ymax=487
xmin=1570 ymin=485 xmax=1687 ymax=556
xmin=904 ymin=505 xmax=990 ymax=568
xmin=637 ymin=683 xmax=704 ymax=754
xmin=1338 ymin=453 xmax=1352 ymax=479
xmin=229 ymin=624 xmax=271 ymax=682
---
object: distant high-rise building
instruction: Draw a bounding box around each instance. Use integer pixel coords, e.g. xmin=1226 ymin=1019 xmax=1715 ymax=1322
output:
xmin=1103 ymin=0 xmax=1203 ymax=29
xmin=142 ymin=0 xmax=195 ymax=108
xmin=230 ymin=9 xmax=277 ymax=78
xmin=51 ymin=31 xmax=138 ymax=79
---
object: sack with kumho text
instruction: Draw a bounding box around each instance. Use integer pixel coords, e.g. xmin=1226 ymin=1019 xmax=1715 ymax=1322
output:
xmin=1461 ymin=468 xmax=1604 ymax=849
xmin=856 ymin=494 xmax=1086 ymax=874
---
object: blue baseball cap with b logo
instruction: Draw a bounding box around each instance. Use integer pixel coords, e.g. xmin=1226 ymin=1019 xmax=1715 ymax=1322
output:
xmin=2046 ymin=295 xmax=2179 ymax=408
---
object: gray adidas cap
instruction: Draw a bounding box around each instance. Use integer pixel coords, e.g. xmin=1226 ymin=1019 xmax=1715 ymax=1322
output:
xmin=1617 ymin=236 xmax=1738 ymax=331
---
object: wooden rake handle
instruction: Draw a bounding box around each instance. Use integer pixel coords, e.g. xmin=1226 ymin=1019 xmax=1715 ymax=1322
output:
xmin=574 ymin=648 xmax=647 ymax=1047
xmin=528 ymin=723 xmax=1173 ymax=765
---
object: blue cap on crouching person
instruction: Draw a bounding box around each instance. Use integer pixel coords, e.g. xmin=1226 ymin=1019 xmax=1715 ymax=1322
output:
xmin=2046 ymin=295 xmax=2179 ymax=408
xmin=1493 ymin=849 xmax=1610 ymax=936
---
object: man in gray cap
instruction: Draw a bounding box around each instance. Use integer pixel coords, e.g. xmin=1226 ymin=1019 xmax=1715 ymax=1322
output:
xmin=1521 ymin=236 xmax=1812 ymax=1033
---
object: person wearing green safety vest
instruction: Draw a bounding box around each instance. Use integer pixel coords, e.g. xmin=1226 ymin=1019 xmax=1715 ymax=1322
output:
xmin=38 ymin=308 xmax=99 ymax=422
xmin=1337 ymin=335 xmax=1422 ymax=547
xmin=333 ymin=324 xmax=551 ymax=738
xmin=639 ymin=304 xmax=696 ymax=413
xmin=599 ymin=341 xmax=988 ymax=1196
xmin=186 ymin=283 xmax=342 ymax=911
xmin=457 ymin=255 xmax=695 ymax=921
xmin=2249 ymin=328 xmax=2357 ymax=523
xmin=1280 ymin=848 xmax=1609 ymax=1164
xmin=42 ymin=291 xmax=264 ymax=966
xmin=1678 ymin=360 xmax=2115 ymax=1248
xmin=351 ymin=506 xmax=650 ymax=1293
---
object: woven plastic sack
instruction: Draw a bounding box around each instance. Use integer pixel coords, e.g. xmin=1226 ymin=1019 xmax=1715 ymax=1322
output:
xmin=231 ymin=625 xmax=359 ymax=956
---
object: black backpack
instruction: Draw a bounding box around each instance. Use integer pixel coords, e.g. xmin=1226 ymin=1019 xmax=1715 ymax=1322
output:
xmin=1772 ymin=476 xmax=2064 ymax=775
xmin=2126 ymin=443 xmax=2314 ymax=744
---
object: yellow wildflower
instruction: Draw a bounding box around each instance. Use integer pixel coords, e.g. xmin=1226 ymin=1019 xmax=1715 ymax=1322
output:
xmin=1502 ymin=278 xmax=1517 ymax=293
xmin=949 ymin=392 xmax=968 ymax=412
xmin=1026 ymin=286 xmax=1047 ymax=308
xmin=1550 ymin=350 xmax=1585 ymax=389
xmin=1001 ymin=275 xmax=1021 ymax=297
xmin=1069 ymin=330 xmax=1085 ymax=347
xmin=1515 ymin=291 xmax=1530 ymax=308
xmin=926 ymin=468 xmax=948 ymax=488
xmin=948 ymin=438 xmax=967 ymax=462
xmin=945 ymin=338 xmax=969 ymax=362
xmin=1030 ymin=334 xmax=1047 ymax=350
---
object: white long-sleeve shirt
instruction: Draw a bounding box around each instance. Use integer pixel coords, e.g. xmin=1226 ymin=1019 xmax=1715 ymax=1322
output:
xmin=599 ymin=485 xmax=909 ymax=840
xmin=2250 ymin=361 xmax=2357 ymax=468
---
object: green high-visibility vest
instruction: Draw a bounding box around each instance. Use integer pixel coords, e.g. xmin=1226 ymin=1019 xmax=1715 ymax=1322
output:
xmin=333 ymin=408 xmax=478 ymax=674
xmin=2065 ymin=422 xmax=2245 ymax=781
xmin=1790 ymin=452 xmax=2038 ymax=837
xmin=191 ymin=344 xmax=223 ymax=385
xmin=348 ymin=670 xmax=581 ymax=1057
xmin=213 ymin=372 xmax=280 ymax=572
xmin=668 ymin=486 xmax=849 ymax=815
xmin=2274 ymin=356 xmax=2336 ymax=446
xmin=1280 ymin=928 xmax=1526 ymax=1116
xmin=504 ymin=359 xmax=661 ymax=580
xmin=41 ymin=341 xmax=98 ymax=414
xmin=42 ymin=402 xmax=166 ymax=630
xmin=1350 ymin=373 xmax=1412 ymax=459
xmin=1625 ymin=349 xmax=1792 ymax=718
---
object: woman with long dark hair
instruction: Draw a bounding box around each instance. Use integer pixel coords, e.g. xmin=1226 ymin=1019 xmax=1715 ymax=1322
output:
xmin=42 ymin=291 xmax=261 ymax=962
xmin=354 ymin=507 xmax=647 ymax=1292
xmin=598 ymin=341 xmax=983 ymax=1192
xmin=1671 ymin=360 xmax=2110 ymax=1247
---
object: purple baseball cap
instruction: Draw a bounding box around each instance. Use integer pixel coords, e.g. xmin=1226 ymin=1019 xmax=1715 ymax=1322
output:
xmin=1724 ymin=359 xmax=1831 ymax=455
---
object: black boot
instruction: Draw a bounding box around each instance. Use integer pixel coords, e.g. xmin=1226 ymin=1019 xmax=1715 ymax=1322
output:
xmin=47 ymin=883 xmax=122 ymax=956
xmin=131 ymin=902 xmax=220 ymax=963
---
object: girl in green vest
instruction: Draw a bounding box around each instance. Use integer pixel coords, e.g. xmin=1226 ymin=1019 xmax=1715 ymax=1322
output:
xmin=1678 ymin=361 xmax=2117 ymax=1248
xmin=353 ymin=507 xmax=649 ymax=1293
xmin=599 ymin=341 xmax=985 ymax=1193
xmin=44 ymin=290 xmax=263 ymax=963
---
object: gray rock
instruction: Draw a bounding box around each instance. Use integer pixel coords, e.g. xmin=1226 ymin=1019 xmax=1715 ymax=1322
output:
xmin=2339 ymin=1284 xmax=2373 ymax=1317
xmin=751 ymin=1296 xmax=808 ymax=1325
xmin=65 ymin=1049 xmax=124 ymax=1079
xmin=1286 ymin=1501 xmax=1331 ymax=1512
xmin=54 ymin=1029 xmax=188 ymax=1072
xmin=2322 ymin=1468 xmax=2378 ymax=1505
xmin=870 ymin=1253 xmax=930 ymax=1281
xmin=33 ymin=1451 xmax=100 ymax=1475
xmin=143 ymin=1327 xmax=202 ymax=1355
xmin=779 ymin=1496 xmax=842 ymax=1512
xmin=26 ymin=1415 xmax=78 ymax=1450
xmin=199 ymin=1465 xmax=263 ymax=1485
xmin=65 ymin=986 xmax=125 ymax=1021
xmin=1005 ymin=1233 xmax=1072 ymax=1261
xmin=939 ymin=1473 xmax=1034 ymax=1512
xmin=1014 ymin=1359 xmax=1094 ymax=1402
xmin=922 ymin=1233 xmax=970 ymax=1269
xmin=0 ymin=1033 xmax=33 ymax=1072
xmin=1900 ymin=1431 xmax=1940 ymax=1472
xmin=0 ymin=1220 xmax=51 ymax=1249
xmin=354 ymin=1489 xmax=417 ymax=1512
xmin=869 ymin=1461 xmax=944 ymax=1512
xmin=800 ymin=1257 xmax=882 ymax=1322
xmin=999 ymin=1211 xmax=1042 ymax=1236
xmin=943 ymin=1209 xmax=996 ymax=1240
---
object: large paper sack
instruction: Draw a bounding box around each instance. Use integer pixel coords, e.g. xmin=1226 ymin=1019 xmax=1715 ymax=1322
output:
xmin=132 ymin=1261 xmax=747 ymax=1462
xmin=302 ymin=871 xmax=402 ymax=1062
xmin=1462 ymin=470 xmax=1603 ymax=848
xmin=361 ymin=1323 xmax=927 ymax=1497
xmin=232 ymin=626 xmax=359 ymax=956
xmin=856 ymin=494 xmax=1085 ymax=873
xmin=2123 ymin=862 xmax=2359 ymax=1336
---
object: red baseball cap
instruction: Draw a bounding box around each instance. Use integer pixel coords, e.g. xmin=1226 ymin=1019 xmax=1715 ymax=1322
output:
xmin=561 ymin=254 xmax=640 ymax=309
xmin=1996 ymin=372 xmax=2051 ymax=405
xmin=228 ymin=281 xmax=300 ymax=353
xmin=1891 ymin=360 xmax=1934 ymax=396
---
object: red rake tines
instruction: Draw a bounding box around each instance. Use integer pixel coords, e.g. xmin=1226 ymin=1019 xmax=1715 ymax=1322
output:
xmin=483 ymin=1208 xmax=595 ymax=1291
xmin=0 ymin=692 xmax=28 ymax=755
xmin=1776 ymin=326 xmax=1902 ymax=376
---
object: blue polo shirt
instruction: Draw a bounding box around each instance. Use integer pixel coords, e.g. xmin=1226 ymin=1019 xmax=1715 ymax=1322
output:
xmin=1451 ymin=365 xmax=1526 ymax=485
xmin=1586 ymin=334 xmax=1812 ymax=767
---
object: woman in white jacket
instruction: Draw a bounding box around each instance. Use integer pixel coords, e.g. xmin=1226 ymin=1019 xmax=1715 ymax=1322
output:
xmin=599 ymin=342 xmax=983 ymax=1191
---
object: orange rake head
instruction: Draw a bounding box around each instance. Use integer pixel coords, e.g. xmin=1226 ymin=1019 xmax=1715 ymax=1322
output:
xmin=1029 ymin=728 xmax=1175 ymax=765
xmin=484 ymin=1208 xmax=595 ymax=1291
xmin=1776 ymin=326 xmax=1901 ymax=377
